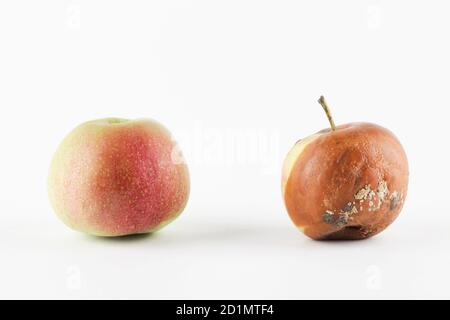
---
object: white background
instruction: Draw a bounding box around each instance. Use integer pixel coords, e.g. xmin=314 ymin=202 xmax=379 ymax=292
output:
xmin=0 ymin=0 xmax=449 ymax=300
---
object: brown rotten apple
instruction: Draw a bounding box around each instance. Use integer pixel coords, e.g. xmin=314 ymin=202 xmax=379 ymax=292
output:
xmin=282 ymin=97 xmax=409 ymax=240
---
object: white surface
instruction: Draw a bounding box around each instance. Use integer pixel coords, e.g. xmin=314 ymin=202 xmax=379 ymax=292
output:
xmin=0 ymin=0 xmax=449 ymax=300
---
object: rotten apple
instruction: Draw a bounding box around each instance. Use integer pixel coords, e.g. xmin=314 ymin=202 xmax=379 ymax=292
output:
xmin=282 ymin=96 xmax=409 ymax=240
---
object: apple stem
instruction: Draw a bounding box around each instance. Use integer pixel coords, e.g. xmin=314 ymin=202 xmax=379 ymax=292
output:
xmin=318 ymin=95 xmax=336 ymax=131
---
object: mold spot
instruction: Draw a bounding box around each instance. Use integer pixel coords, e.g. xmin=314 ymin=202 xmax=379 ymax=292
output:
xmin=343 ymin=202 xmax=353 ymax=212
xmin=336 ymin=214 xmax=349 ymax=228
xmin=323 ymin=211 xmax=335 ymax=224
xmin=390 ymin=198 xmax=399 ymax=210
xmin=390 ymin=191 xmax=400 ymax=210
xmin=323 ymin=204 xmax=358 ymax=228
xmin=355 ymin=185 xmax=371 ymax=200
xmin=377 ymin=181 xmax=389 ymax=201
xmin=355 ymin=180 xmax=394 ymax=213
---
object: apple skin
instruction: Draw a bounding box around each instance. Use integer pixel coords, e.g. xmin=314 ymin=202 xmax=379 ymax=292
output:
xmin=48 ymin=118 xmax=190 ymax=237
xmin=282 ymin=123 xmax=409 ymax=240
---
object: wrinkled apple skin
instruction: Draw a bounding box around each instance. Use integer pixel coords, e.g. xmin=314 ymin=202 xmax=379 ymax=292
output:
xmin=282 ymin=123 xmax=409 ymax=240
xmin=48 ymin=118 xmax=190 ymax=237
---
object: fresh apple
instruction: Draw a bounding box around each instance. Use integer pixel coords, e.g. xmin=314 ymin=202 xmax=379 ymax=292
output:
xmin=282 ymin=97 xmax=409 ymax=240
xmin=48 ymin=118 xmax=190 ymax=237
